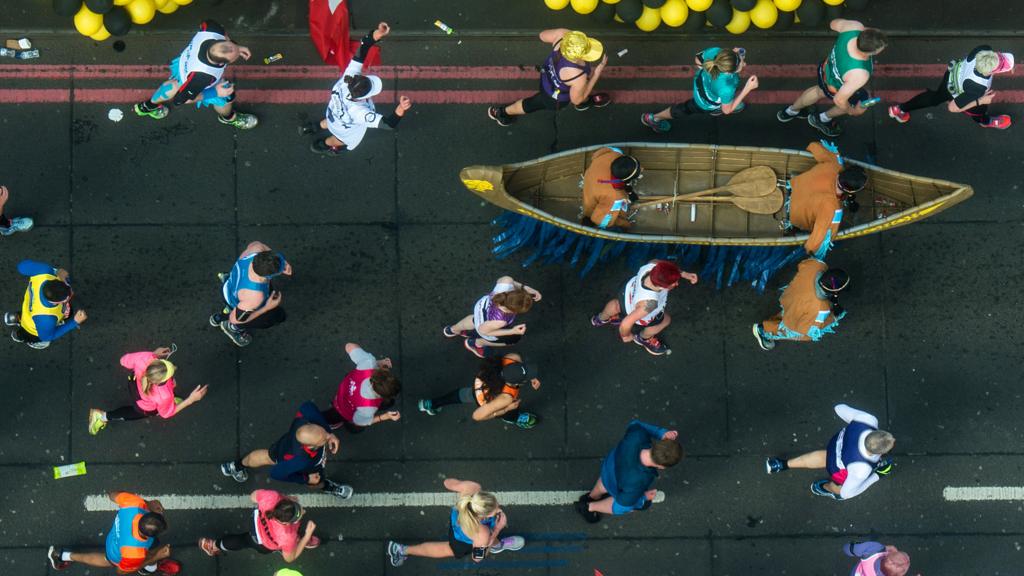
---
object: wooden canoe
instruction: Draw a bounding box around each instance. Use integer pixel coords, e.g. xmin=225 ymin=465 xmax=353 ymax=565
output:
xmin=460 ymin=143 xmax=973 ymax=246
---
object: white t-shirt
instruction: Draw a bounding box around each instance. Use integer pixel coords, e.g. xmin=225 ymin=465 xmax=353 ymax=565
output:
xmin=324 ymin=60 xmax=383 ymax=150
xmin=348 ymin=346 xmax=381 ymax=426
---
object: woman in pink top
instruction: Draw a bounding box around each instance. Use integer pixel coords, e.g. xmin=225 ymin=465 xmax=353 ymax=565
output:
xmin=198 ymin=490 xmax=319 ymax=562
xmin=87 ymin=346 xmax=207 ymax=435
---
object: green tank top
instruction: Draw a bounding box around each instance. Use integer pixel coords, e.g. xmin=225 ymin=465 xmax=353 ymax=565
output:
xmin=824 ymin=30 xmax=873 ymax=90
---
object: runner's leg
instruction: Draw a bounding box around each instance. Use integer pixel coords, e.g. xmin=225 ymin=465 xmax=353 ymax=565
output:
xmin=899 ymin=72 xmax=953 ymax=113
xmin=786 ymin=449 xmax=827 ymax=470
xmin=429 ymin=387 xmax=474 ymax=410
xmin=596 ymin=299 xmax=621 ymax=322
xmin=67 ymin=552 xmax=113 ymax=567
xmin=449 ymin=314 xmax=476 ymax=334
xmin=639 ymin=313 xmax=671 ymax=339
xmin=788 ymin=86 xmax=825 ymax=113
xmin=405 ymin=542 xmax=457 ymax=558
xmin=240 ymin=449 xmax=274 ymax=469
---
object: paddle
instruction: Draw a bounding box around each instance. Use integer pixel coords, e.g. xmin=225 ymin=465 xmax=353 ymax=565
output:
xmin=635 ymin=166 xmax=778 ymax=207
xmin=693 ymin=188 xmax=785 ymax=215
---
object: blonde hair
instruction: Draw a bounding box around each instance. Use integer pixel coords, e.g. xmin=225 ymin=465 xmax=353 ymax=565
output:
xmin=974 ymin=50 xmax=999 ymax=76
xmin=141 ymin=360 xmax=173 ymax=395
xmin=454 ymin=491 xmax=499 ymax=538
xmin=865 ymin=430 xmax=895 ymax=455
xmin=702 ymin=49 xmax=739 ymax=80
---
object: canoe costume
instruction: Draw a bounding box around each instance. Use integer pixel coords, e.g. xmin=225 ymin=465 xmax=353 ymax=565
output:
xmin=582 ymin=147 xmax=638 ymax=229
xmin=759 ymin=258 xmax=845 ymax=343
xmin=780 ymin=142 xmax=846 ymax=259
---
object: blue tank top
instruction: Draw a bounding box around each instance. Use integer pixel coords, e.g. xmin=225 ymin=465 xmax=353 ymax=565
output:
xmin=104 ymin=506 xmax=152 ymax=565
xmin=223 ymin=253 xmax=270 ymax=309
xmin=827 ymin=421 xmax=875 ymax=475
xmin=449 ymin=507 xmax=497 ymax=545
xmin=539 ymin=40 xmax=590 ymax=103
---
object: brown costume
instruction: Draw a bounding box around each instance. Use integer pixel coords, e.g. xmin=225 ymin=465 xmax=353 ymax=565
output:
xmin=789 ymin=142 xmax=844 ymax=255
xmin=762 ymin=258 xmax=838 ymax=341
xmin=582 ymin=147 xmax=631 ymax=229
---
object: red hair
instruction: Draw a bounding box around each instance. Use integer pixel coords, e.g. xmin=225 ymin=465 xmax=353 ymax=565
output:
xmin=649 ymin=261 xmax=682 ymax=288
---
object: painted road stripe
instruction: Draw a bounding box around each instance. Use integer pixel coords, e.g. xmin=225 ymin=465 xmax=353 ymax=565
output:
xmin=5 ymin=88 xmax=1024 ymax=106
xmin=943 ymin=486 xmax=1024 ymax=501
xmin=84 ymin=490 xmax=666 ymax=511
xmin=0 ymin=63 xmax=954 ymax=81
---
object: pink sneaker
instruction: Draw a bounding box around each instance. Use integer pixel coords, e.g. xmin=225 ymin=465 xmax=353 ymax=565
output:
xmin=887 ymin=105 xmax=909 ymax=123
xmin=980 ymin=114 xmax=1012 ymax=129
xmin=199 ymin=538 xmax=222 ymax=557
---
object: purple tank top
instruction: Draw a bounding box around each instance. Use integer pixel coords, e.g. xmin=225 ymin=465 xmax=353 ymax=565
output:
xmin=539 ymin=41 xmax=590 ymax=103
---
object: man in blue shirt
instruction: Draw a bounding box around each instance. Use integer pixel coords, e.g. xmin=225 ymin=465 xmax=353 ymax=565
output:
xmin=576 ymin=419 xmax=683 ymax=522
xmin=4 ymin=260 xmax=87 ymax=350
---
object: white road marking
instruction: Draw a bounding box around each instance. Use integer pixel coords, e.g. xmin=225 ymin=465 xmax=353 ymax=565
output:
xmin=84 ymin=490 xmax=666 ymax=511
xmin=943 ymin=486 xmax=1024 ymax=501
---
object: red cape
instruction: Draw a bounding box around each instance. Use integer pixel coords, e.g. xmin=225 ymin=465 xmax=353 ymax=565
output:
xmin=308 ymin=0 xmax=381 ymax=71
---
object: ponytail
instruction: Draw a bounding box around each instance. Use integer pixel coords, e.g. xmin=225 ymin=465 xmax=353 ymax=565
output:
xmin=702 ymin=49 xmax=739 ymax=80
xmin=267 ymin=498 xmax=302 ymax=524
xmin=454 ymin=491 xmax=498 ymax=538
xmin=140 ymin=360 xmax=173 ymax=395
xmin=344 ymin=74 xmax=372 ymax=99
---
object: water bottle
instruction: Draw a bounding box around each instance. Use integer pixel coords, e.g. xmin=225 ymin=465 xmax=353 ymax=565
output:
xmin=0 ymin=48 xmax=14 ymax=58
xmin=15 ymin=49 xmax=39 ymax=60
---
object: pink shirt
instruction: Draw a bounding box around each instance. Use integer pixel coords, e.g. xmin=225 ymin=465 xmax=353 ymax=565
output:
xmin=252 ymin=490 xmax=299 ymax=553
xmin=119 ymin=351 xmax=177 ymax=419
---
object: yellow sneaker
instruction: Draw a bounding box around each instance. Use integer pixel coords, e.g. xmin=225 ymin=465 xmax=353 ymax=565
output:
xmin=88 ymin=409 xmax=107 ymax=436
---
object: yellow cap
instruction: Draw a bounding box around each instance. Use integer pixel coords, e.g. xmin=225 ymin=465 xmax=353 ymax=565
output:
xmin=274 ymin=570 xmax=303 ymax=576
xmin=560 ymin=31 xmax=604 ymax=62
xmin=158 ymin=360 xmax=176 ymax=382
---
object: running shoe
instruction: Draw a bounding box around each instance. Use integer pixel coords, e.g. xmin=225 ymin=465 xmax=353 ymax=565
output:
xmin=504 ymin=411 xmax=538 ymax=429
xmin=464 ymin=337 xmax=486 ymax=359
xmin=3 ymin=312 xmax=18 ymax=326
xmin=153 ymin=558 xmax=182 ymax=576
xmin=298 ymin=121 xmax=319 ymax=136
xmin=887 ymin=105 xmax=910 ymax=124
xmin=776 ymin=106 xmax=811 ymax=123
xmin=134 ymin=103 xmax=169 ymax=120
xmin=323 ymin=479 xmax=354 ymax=499
xmin=218 ymin=320 xmax=252 ymax=347
xmin=640 ymin=112 xmax=671 ymax=134
xmin=216 ymin=272 xmax=228 ymax=285
xmin=489 ymin=535 xmax=526 ymax=554
xmin=198 ymin=538 xmax=222 ymax=557
xmin=752 ymin=323 xmax=775 ymax=351
xmin=10 ymin=329 xmax=23 ymax=343
xmin=576 ymin=93 xmax=611 ymax=111
xmin=417 ymin=399 xmax=438 ymax=416
xmin=47 ymin=546 xmax=71 ymax=571
xmin=765 ymin=457 xmax=787 ymax=475
xmin=487 ymin=106 xmax=515 ymax=127
xmin=305 ymin=535 xmax=321 ymax=549
xmin=442 ymin=325 xmax=465 ymax=338
xmin=310 ymin=138 xmax=345 ymax=155
xmin=88 ymin=409 xmax=107 ymax=436
xmin=574 ymin=493 xmax=600 ymax=524
xmin=633 ymin=334 xmax=671 ymax=356
xmin=810 ymin=479 xmax=843 ymax=500
xmin=387 ymin=540 xmax=407 ymax=567
xmin=0 ymin=217 xmax=33 ymax=236
xmin=218 ymin=112 xmax=258 ymax=130
xmin=980 ymin=114 xmax=1012 ymax=129
xmin=220 ymin=461 xmax=249 ymax=483
xmin=590 ymin=313 xmax=621 ymax=327
xmin=26 ymin=339 xmax=49 ymax=350
xmin=808 ymin=114 xmax=842 ymax=137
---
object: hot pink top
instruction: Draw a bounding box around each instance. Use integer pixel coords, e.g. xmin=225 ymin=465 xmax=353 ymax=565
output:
xmin=119 ymin=351 xmax=177 ymax=419
xmin=253 ymin=490 xmax=299 ymax=553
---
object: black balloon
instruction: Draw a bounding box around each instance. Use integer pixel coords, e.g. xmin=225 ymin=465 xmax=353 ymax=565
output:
xmin=845 ymin=0 xmax=870 ymax=9
xmin=731 ymin=0 xmax=757 ymax=10
xmin=642 ymin=0 xmax=668 ymax=7
xmin=773 ymin=7 xmax=794 ymax=30
xmin=53 ymin=0 xmax=81 ymax=17
xmin=795 ymin=0 xmax=825 ymax=26
xmin=616 ymin=0 xmax=644 ymax=22
xmin=85 ymin=0 xmax=113 ymax=14
xmin=705 ymin=0 xmax=733 ymax=27
xmin=104 ymin=6 xmax=132 ymax=36
xmin=591 ymin=1 xmax=615 ymax=22
xmin=681 ymin=9 xmax=706 ymax=32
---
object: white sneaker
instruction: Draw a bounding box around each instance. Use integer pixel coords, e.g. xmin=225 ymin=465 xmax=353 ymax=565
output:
xmin=489 ymin=535 xmax=525 ymax=554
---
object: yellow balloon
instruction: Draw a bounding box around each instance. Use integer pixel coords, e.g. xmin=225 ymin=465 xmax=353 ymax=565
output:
xmin=635 ymin=5 xmax=662 ymax=31
xmin=750 ymin=0 xmax=778 ymax=28
xmin=154 ymin=0 xmax=170 ymax=9
xmin=545 ymin=0 xmax=571 ymax=8
xmin=114 ymin=0 xmax=133 ymax=5
xmin=725 ymin=8 xmax=751 ymax=34
xmin=685 ymin=0 xmax=712 ymax=11
xmin=602 ymin=0 xmax=621 ymax=4
xmin=823 ymin=0 xmax=843 ymax=4
xmin=90 ymin=25 xmax=111 ymax=41
xmin=127 ymin=0 xmax=157 ymax=24
xmin=613 ymin=13 xmax=624 ymax=22
xmin=157 ymin=0 xmax=178 ymax=13
xmin=660 ymin=0 xmax=689 ymax=27
xmin=570 ymin=0 xmax=599 ymax=14
xmin=73 ymin=4 xmax=104 ymax=37
xmin=772 ymin=0 xmax=801 ymax=11
xmin=173 ymin=0 xmax=193 ymax=5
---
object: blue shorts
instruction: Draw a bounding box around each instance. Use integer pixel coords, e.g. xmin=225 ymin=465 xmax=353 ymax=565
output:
xmin=168 ymin=57 xmax=229 ymax=109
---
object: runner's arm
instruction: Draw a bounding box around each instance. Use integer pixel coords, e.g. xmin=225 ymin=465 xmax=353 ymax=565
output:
xmin=539 ymin=28 xmax=569 ymax=44
xmin=833 ymin=403 xmax=879 ymax=427
xmin=17 ymin=259 xmax=58 ymax=277
xmin=241 ymin=240 xmax=272 ymax=257
xmin=172 ymin=71 xmax=218 ymax=106
xmin=838 ymin=462 xmax=879 ymax=499
xmin=832 ymin=71 xmax=869 ymax=111
xmin=229 ymin=290 xmax=277 ymax=324
xmin=843 ymin=541 xmax=886 ymax=559
xmin=619 ymin=302 xmax=654 ymax=340
xmin=829 ymin=19 xmax=864 ymax=33
xmin=475 ymin=319 xmax=520 ymax=337
xmin=353 ymin=31 xmax=378 ymax=64
xmin=628 ymin=419 xmax=670 ymax=441
xmin=472 ymin=394 xmax=517 ymax=421
xmin=444 ymin=477 xmax=483 ymax=494
xmin=569 ymin=55 xmax=607 ymax=106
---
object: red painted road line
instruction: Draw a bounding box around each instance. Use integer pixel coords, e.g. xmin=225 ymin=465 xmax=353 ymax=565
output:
xmin=0 ymin=63 xmax=956 ymax=81
xmin=7 ymin=88 xmax=1024 ymax=105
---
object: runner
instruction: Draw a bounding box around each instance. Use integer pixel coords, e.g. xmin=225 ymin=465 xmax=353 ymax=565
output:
xmin=765 ymin=403 xmax=895 ymax=501
xmin=5 ymin=259 xmax=87 ymax=350
xmin=487 ymin=29 xmax=610 ymax=126
xmin=386 ymin=477 xmax=525 ymax=567
xmin=443 ymin=275 xmax=542 ymax=358
xmin=417 ymin=353 xmax=542 ymax=430
xmin=133 ymin=20 xmax=257 ymax=129
xmin=844 ymin=541 xmax=913 ymax=576
xmin=581 ymin=147 xmax=642 ymax=229
xmin=320 ymin=342 xmax=401 ymax=434
xmin=302 ymin=22 xmax=413 ymax=155
xmin=590 ymin=260 xmax=697 ymax=356
xmin=888 ymin=47 xmax=1013 ymax=129
xmin=87 ymin=346 xmax=208 ymax=435
xmin=220 ymin=401 xmax=353 ymax=499
xmin=777 ymin=141 xmax=867 ymax=260
xmin=777 ymin=19 xmax=888 ymax=137
xmin=210 ymin=241 xmax=291 ymax=347
xmin=752 ymin=258 xmax=848 ymax=351
xmin=575 ymin=419 xmax=682 ymax=523
xmin=0 ymin=184 xmax=33 ymax=237
xmin=641 ymin=46 xmax=758 ymax=133
xmin=198 ymin=489 xmax=319 ymax=563
xmin=47 ymin=492 xmax=179 ymax=574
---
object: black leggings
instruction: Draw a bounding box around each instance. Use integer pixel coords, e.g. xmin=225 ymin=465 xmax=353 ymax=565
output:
xmin=216 ymin=532 xmax=273 ymax=555
xmin=669 ymin=99 xmax=709 ymax=117
xmin=429 ymin=387 xmax=521 ymax=423
xmin=319 ymin=406 xmax=366 ymax=434
xmin=215 ymin=307 xmax=288 ymax=331
xmin=107 ymin=405 xmax=155 ymax=421
xmin=900 ymin=71 xmax=990 ymax=123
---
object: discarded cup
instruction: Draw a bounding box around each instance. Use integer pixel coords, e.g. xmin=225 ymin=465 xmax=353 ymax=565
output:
xmin=617 ymin=49 xmax=628 ymax=58
xmin=107 ymin=108 xmax=124 ymax=122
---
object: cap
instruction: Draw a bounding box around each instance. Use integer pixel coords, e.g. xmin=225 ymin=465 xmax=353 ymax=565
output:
xmin=818 ymin=268 xmax=850 ymax=293
xmin=275 ymin=570 xmax=304 ymax=576
xmin=994 ymin=52 xmax=1015 ymax=74
xmin=560 ymin=31 xmax=604 ymax=63
xmin=364 ymin=74 xmax=384 ymax=99
xmin=158 ymin=360 xmax=176 ymax=383
xmin=501 ymin=362 xmax=539 ymax=384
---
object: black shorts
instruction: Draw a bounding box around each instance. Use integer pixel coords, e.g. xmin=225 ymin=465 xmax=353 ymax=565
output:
xmin=470 ymin=329 xmax=522 ymax=345
xmin=618 ymin=281 xmax=666 ymax=334
xmin=669 ymin=99 xmax=712 ymax=118
xmin=521 ymin=90 xmax=563 ymax=113
xmin=447 ymin=524 xmax=475 ymax=558
xmin=816 ymin=61 xmax=869 ymax=105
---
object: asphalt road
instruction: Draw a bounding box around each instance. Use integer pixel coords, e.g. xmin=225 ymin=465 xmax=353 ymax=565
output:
xmin=0 ymin=30 xmax=1022 ymax=576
